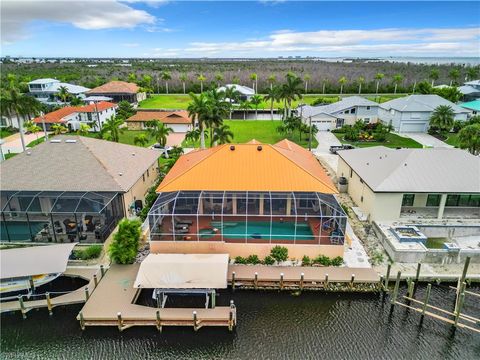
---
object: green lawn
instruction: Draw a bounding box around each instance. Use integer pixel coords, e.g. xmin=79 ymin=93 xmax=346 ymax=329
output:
xmin=80 ymin=130 xmax=156 ymax=147
xmin=139 ymin=94 xmax=404 ymax=110
xmin=444 ymin=133 xmax=460 ymax=147
xmin=182 ymin=120 xmax=318 ymax=148
xmin=0 ymin=129 xmax=16 ymax=139
xmin=4 ymin=153 xmax=17 ymax=160
xmin=27 ymin=136 xmax=46 ymax=148
xmin=333 ymin=132 xmax=423 ymax=148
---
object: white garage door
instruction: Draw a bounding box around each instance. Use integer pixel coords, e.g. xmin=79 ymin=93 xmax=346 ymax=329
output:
xmin=312 ymin=120 xmax=334 ymax=131
xmin=400 ymin=122 xmax=426 ymax=133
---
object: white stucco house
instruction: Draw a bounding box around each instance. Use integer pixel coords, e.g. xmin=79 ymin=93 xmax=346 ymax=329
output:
xmin=378 ymin=94 xmax=471 ymax=133
xmin=298 ymin=96 xmax=380 ymax=131
xmin=28 ymin=78 xmax=90 ymax=104
xmin=337 ymin=146 xmax=480 ymax=222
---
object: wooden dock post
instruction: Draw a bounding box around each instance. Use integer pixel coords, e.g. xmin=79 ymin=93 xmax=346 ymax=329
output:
xmin=84 ymin=287 xmax=90 ymax=301
xmin=156 ymin=310 xmax=162 ymax=332
xmin=93 ymin=274 xmax=98 ymax=288
xmin=193 ymin=311 xmax=198 ymax=331
xmin=460 ymin=257 xmax=471 ymax=285
xmin=254 ymin=272 xmax=258 ymax=289
xmin=117 ymin=312 xmax=123 ymax=331
xmin=324 ymin=274 xmax=329 ymax=290
xmin=79 ymin=312 xmax=85 ymax=330
xmin=421 ymin=283 xmax=432 ymax=317
xmin=454 ymin=293 xmax=465 ymax=328
xmin=29 ymin=277 xmax=35 ymax=293
xmin=280 ymin=273 xmax=284 ymax=290
xmin=350 ymin=274 xmax=355 ymax=289
xmin=100 ymin=265 xmax=105 ymax=278
xmin=232 ymin=271 xmax=236 ymax=292
xmin=18 ymin=296 xmax=26 ymax=319
xmin=415 ymin=263 xmax=421 ymax=283
xmin=46 ymin=292 xmax=53 ymax=315
xmin=385 ymin=264 xmax=391 ymax=292
xmin=379 ymin=275 xmax=384 ymax=291
xmin=211 ymin=289 xmax=216 ymax=308
xmin=300 ymin=272 xmax=304 ymax=291
xmin=390 ymin=271 xmax=401 ymax=307
xmin=408 ymin=280 xmax=415 ymax=299
xmin=229 ymin=300 xmax=235 ymax=331
xmin=455 ymin=281 xmax=466 ymax=313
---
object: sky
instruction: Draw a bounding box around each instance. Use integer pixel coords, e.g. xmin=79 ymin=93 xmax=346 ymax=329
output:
xmin=1 ymin=0 xmax=479 ymax=58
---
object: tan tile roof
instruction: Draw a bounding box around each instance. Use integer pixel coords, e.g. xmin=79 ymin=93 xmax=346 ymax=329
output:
xmin=127 ymin=110 xmax=192 ymax=124
xmin=0 ymin=136 xmax=160 ymax=192
xmin=87 ymin=81 xmax=139 ymax=94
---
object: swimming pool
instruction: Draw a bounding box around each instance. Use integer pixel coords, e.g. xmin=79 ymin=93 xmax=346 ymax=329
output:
xmin=0 ymin=221 xmax=46 ymax=241
xmin=219 ymin=221 xmax=314 ymax=241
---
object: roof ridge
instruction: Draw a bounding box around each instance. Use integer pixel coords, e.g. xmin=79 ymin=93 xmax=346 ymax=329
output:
xmin=374 ymin=149 xmax=413 ymax=191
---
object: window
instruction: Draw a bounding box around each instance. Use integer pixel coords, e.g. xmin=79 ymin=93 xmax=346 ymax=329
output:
xmin=147 ymin=169 xmax=150 ymax=177
xmin=446 ymin=195 xmax=459 ymax=206
xmin=363 ymin=118 xmax=370 ymax=124
xmin=426 ymin=194 xmax=441 ymax=207
xmin=351 ymin=108 xmax=356 ymax=114
xmin=366 ymin=106 xmax=371 ymax=110
xmin=446 ymin=194 xmax=480 ymax=207
xmin=390 ymin=109 xmax=395 ymax=115
xmin=402 ymin=194 xmax=415 ymax=206
xmin=142 ymin=174 xmax=145 ymax=182
xmin=360 ymin=196 xmax=363 ymax=202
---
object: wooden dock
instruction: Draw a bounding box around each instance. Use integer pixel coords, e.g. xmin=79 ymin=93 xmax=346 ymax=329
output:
xmin=78 ymin=264 xmax=236 ymax=331
xmin=0 ymin=267 xmax=98 ymax=316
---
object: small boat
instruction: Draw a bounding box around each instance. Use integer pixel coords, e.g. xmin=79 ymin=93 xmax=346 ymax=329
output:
xmin=0 ymin=273 xmax=61 ymax=296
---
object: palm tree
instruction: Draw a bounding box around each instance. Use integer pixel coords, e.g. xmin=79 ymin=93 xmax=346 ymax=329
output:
xmin=128 ymin=73 xmax=137 ymax=83
xmin=448 ymin=68 xmax=460 ymax=86
xmin=250 ymin=94 xmax=263 ymax=120
xmin=204 ymin=90 xmax=228 ymax=146
xmin=179 ymin=73 xmax=188 ymax=94
xmin=102 ymin=115 xmax=124 ymax=142
xmin=322 ymin=78 xmax=328 ymax=94
xmin=185 ymin=128 xmax=201 ymax=146
xmin=338 ymin=76 xmax=347 ymax=95
xmin=240 ymin=100 xmax=252 ymax=120
xmin=232 ymin=76 xmax=240 ymax=84
xmin=280 ymin=73 xmax=303 ymax=118
xmin=375 ymin=73 xmax=384 ymax=95
xmin=161 ymin=71 xmax=172 ymax=94
xmin=466 ymin=67 xmax=479 ymax=82
xmin=429 ymin=69 xmax=439 ymax=87
xmin=264 ymin=85 xmax=280 ymax=120
xmin=77 ymin=123 xmax=91 ymax=136
xmin=25 ymin=121 xmax=42 ymax=142
xmin=133 ymin=133 xmax=149 ymax=147
xmin=357 ymin=76 xmax=365 ymax=94
xmin=430 ymin=105 xmax=455 ymax=132
xmin=224 ymin=86 xmax=241 ymax=119
xmin=213 ymin=124 xmax=234 ymax=144
xmin=51 ymin=124 xmax=68 ymax=135
xmin=215 ymin=73 xmax=224 ymax=87
xmin=458 ymin=123 xmax=480 ymax=155
xmin=250 ymin=73 xmax=258 ymax=92
xmin=197 ymin=74 xmax=206 ymax=93
xmin=304 ymin=74 xmax=311 ymax=94
xmin=392 ymin=74 xmax=403 ymax=94
xmin=146 ymin=120 xmax=173 ymax=148
xmin=187 ymin=92 xmax=209 ymax=148
xmin=267 ymin=74 xmax=276 ymax=90
xmin=57 ymin=85 xmax=69 ymax=104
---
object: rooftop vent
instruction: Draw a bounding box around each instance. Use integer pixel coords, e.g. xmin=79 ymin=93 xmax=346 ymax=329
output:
xmin=65 ymin=139 xmax=77 ymax=143
xmin=50 ymin=139 xmax=61 ymax=143
xmin=257 ymin=145 xmax=263 ymax=151
xmin=230 ymin=145 xmax=235 ymax=151
xmin=132 ymin=152 xmax=136 ymax=156
xmin=118 ymin=172 xmax=123 ymax=176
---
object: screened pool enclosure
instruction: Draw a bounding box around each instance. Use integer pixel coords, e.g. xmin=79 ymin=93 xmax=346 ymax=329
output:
xmin=149 ymin=191 xmax=347 ymax=245
xmin=1 ymin=191 xmax=124 ymax=243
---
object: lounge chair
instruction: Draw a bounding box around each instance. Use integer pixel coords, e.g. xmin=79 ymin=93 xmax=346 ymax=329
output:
xmin=175 ymin=217 xmax=193 ymax=225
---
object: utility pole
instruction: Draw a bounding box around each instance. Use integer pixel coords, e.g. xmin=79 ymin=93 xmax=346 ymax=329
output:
xmin=308 ymin=116 xmax=312 ymax=152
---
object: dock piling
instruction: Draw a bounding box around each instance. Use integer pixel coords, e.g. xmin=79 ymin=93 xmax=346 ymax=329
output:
xmin=84 ymin=287 xmax=90 ymax=301
xmin=211 ymin=289 xmax=216 ymax=308
xmin=79 ymin=312 xmax=85 ymax=330
xmin=350 ymin=274 xmax=355 ymax=289
xmin=46 ymin=292 xmax=53 ymax=315
xmin=193 ymin=311 xmax=198 ymax=331
xmin=324 ymin=274 xmax=329 ymax=289
xmin=117 ymin=312 xmax=123 ymax=331
xmin=408 ymin=280 xmax=415 ymax=299
xmin=385 ymin=264 xmax=391 ymax=292
xmin=390 ymin=271 xmax=401 ymax=307
xmin=232 ymin=271 xmax=236 ymax=292
xmin=29 ymin=278 xmax=35 ymax=293
xmin=379 ymin=275 xmax=384 ymax=291
xmin=93 ymin=274 xmax=98 ymax=288
xmin=254 ymin=272 xmax=258 ymax=289
xmin=421 ymin=283 xmax=432 ymax=317
xmin=156 ymin=310 xmax=162 ymax=332
xmin=454 ymin=293 xmax=465 ymax=328
xmin=18 ymin=295 xmax=26 ymax=319
xmin=280 ymin=273 xmax=284 ymax=290
xmin=100 ymin=265 xmax=105 ymax=278
xmin=229 ymin=300 xmax=235 ymax=331
xmin=300 ymin=272 xmax=304 ymax=290
xmin=415 ymin=263 xmax=421 ymax=283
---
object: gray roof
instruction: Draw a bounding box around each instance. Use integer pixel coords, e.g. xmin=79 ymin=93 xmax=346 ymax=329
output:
xmin=338 ymin=146 xmax=480 ymax=193
xmin=29 ymin=78 xmax=59 ymax=84
xmin=217 ymin=84 xmax=255 ymax=96
xmin=300 ymin=96 xmax=378 ymax=118
xmin=0 ymin=136 xmax=160 ymax=192
xmin=458 ymin=85 xmax=480 ymax=95
xmin=379 ymin=94 xmax=469 ymax=114
xmin=465 ymin=80 xmax=480 ymax=86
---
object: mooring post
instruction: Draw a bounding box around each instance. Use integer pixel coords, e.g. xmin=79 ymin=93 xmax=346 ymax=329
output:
xmin=46 ymin=292 xmax=53 ymax=316
xmin=379 ymin=275 xmax=384 ymax=291
xmin=232 ymin=271 xmax=236 ymax=292
xmin=29 ymin=277 xmax=35 ymax=293
xmin=460 ymin=257 xmax=471 ymax=285
xmin=254 ymin=272 xmax=258 ymax=289
xmin=454 ymin=293 xmax=465 ymax=328
xmin=84 ymin=287 xmax=90 ymax=301
xmin=415 ymin=263 xmax=421 ymax=283
xmin=350 ymin=274 xmax=355 ymax=289
xmin=18 ymin=295 xmax=26 ymax=319
xmin=421 ymin=283 xmax=432 ymax=317
xmin=300 ymin=272 xmax=304 ymax=290
xmin=193 ymin=311 xmax=198 ymax=331
xmin=117 ymin=312 xmax=123 ymax=331
xmin=100 ymin=265 xmax=105 ymax=278
xmin=229 ymin=308 xmax=234 ymax=331
xmin=324 ymin=274 xmax=329 ymax=290
xmin=408 ymin=280 xmax=415 ymax=299
xmin=385 ymin=264 xmax=391 ymax=292
xmin=79 ymin=311 xmax=85 ymax=330
xmin=390 ymin=271 xmax=401 ymax=307
xmin=455 ymin=281 xmax=467 ymax=313
xmin=211 ymin=289 xmax=216 ymax=308
xmin=280 ymin=273 xmax=284 ymax=290
xmin=156 ymin=310 xmax=162 ymax=332
xmin=93 ymin=274 xmax=98 ymax=288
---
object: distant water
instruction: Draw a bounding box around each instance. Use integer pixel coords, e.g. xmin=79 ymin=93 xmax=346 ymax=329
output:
xmin=381 ymin=57 xmax=480 ymax=65
xmin=1 ymin=284 xmax=479 ymax=359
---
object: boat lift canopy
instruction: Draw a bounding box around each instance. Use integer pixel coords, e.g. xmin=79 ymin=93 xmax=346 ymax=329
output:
xmin=0 ymin=243 xmax=76 ymax=279
xmin=134 ymin=253 xmax=229 ymax=289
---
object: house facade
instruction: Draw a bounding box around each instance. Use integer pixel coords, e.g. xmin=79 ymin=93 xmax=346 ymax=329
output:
xmin=459 ymin=80 xmax=480 ymax=102
xmin=337 ymin=147 xmax=480 ymax=222
xmin=86 ymin=81 xmax=146 ymax=103
xmin=379 ymin=94 xmax=471 ymax=133
xmin=148 ymin=139 xmax=347 ymax=259
xmin=298 ymin=96 xmax=379 ymax=131
xmin=126 ymin=110 xmax=192 ymax=132
xmin=28 ymin=78 xmax=90 ymax=104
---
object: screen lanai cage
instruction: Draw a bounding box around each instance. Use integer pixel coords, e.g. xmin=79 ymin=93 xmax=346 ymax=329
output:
xmin=149 ymin=191 xmax=347 ymax=245
xmin=1 ymin=191 xmax=124 ymax=243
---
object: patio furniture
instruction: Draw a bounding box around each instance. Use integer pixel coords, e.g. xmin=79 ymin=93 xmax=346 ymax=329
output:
xmin=85 ymin=215 xmax=95 ymax=232
xmin=175 ymin=217 xmax=193 ymax=225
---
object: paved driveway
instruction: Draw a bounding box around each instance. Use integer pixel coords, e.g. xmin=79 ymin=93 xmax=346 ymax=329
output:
xmin=401 ymin=133 xmax=453 ymax=148
xmin=1 ymin=131 xmax=48 ymax=154
xmin=312 ymin=131 xmax=341 ymax=173
xmin=166 ymin=132 xmax=186 ymax=147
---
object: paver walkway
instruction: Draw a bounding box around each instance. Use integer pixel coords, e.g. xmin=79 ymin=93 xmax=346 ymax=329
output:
xmin=401 ymin=133 xmax=453 ymax=148
xmin=313 ymin=131 xmax=341 ymax=174
xmin=1 ymin=132 xmax=48 ymax=154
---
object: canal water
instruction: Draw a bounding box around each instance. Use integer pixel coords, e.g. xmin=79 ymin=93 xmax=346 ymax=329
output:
xmin=1 ymin=285 xmax=479 ymax=359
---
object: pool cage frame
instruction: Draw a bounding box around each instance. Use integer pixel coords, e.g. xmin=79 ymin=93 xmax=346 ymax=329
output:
xmin=149 ymin=191 xmax=347 ymax=245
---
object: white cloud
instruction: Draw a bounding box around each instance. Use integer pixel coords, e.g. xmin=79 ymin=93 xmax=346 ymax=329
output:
xmin=1 ymin=0 xmax=155 ymax=44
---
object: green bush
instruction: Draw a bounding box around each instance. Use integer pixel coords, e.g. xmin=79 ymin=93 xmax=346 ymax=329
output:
xmin=234 ymin=256 xmax=248 ymax=264
xmin=313 ymin=255 xmax=331 ymax=266
xmin=263 ymin=255 xmax=275 ymax=265
xmin=302 ymin=255 xmax=311 ymax=266
xmin=109 ymin=218 xmax=141 ymax=264
xmin=246 ymin=254 xmax=261 ymax=265
xmin=330 ymin=256 xmax=344 ymax=267
xmin=452 ymin=120 xmax=465 ymax=133
xmin=270 ymin=245 xmax=288 ymax=262
xmin=73 ymin=245 xmax=103 ymax=260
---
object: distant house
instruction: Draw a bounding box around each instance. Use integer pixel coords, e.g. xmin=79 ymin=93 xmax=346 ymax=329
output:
xmin=217 ymin=84 xmax=255 ymax=102
xmin=460 ymin=100 xmax=480 ymax=115
xmin=337 ymin=147 xmax=480 ymax=222
xmin=28 ymin=78 xmax=90 ymax=104
xmin=298 ymin=96 xmax=379 ymax=131
xmin=126 ymin=110 xmax=192 ymax=132
xmin=458 ymin=80 xmax=480 ymax=102
xmin=379 ymin=95 xmax=471 ymax=133
xmin=86 ymin=81 xmax=146 ymax=104
xmin=32 ymin=101 xmax=117 ymax=131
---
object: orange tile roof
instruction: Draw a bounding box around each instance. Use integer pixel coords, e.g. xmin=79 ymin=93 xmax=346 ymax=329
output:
xmin=86 ymin=81 xmax=139 ymax=94
xmin=33 ymin=106 xmax=80 ymax=124
xmin=157 ymin=139 xmax=337 ymax=193
xmin=127 ymin=110 xmax=192 ymax=124
xmin=80 ymin=101 xmax=117 ymax=112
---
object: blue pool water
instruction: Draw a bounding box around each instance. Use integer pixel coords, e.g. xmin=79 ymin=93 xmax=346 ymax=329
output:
xmin=0 ymin=221 xmax=46 ymax=241
xmin=219 ymin=221 xmax=314 ymax=240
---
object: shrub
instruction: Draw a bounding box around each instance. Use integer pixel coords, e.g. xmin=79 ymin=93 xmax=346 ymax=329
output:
xmin=270 ymin=245 xmax=288 ymax=262
xmin=234 ymin=256 xmax=248 ymax=264
xmin=370 ymin=250 xmax=384 ymax=266
xmin=246 ymin=254 xmax=260 ymax=265
xmin=313 ymin=255 xmax=331 ymax=266
xmin=263 ymin=255 xmax=275 ymax=265
xmin=109 ymin=218 xmax=141 ymax=264
xmin=340 ymin=204 xmax=349 ymax=215
xmin=302 ymin=255 xmax=311 ymax=266
xmin=330 ymin=256 xmax=344 ymax=267
xmin=452 ymin=120 xmax=465 ymax=133
xmin=73 ymin=245 xmax=103 ymax=260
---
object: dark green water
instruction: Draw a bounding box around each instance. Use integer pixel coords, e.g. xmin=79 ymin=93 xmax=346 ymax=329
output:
xmin=1 ymin=285 xmax=479 ymax=359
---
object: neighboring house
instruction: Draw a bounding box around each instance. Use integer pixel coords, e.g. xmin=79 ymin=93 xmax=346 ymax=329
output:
xmin=337 ymin=146 xmax=480 ymax=222
xmin=28 ymin=78 xmax=90 ymax=104
xmin=217 ymin=84 xmax=255 ymax=102
xmin=458 ymin=80 xmax=480 ymax=102
xmin=32 ymin=101 xmax=117 ymax=131
xmin=460 ymin=100 xmax=480 ymax=115
xmin=148 ymin=139 xmax=347 ymax=259
xmin=0 ymin=136 xmax=160 ymax=243
xmin=379 ymin=94 xmax=471 ymax=133
xmin=86 ymin=81 xmax=146 ymax=103
xmin=126 ymin=110 xmax=192 ymax=132
xmin=298 ymin=96 xmax=379 ymax=131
